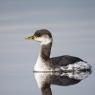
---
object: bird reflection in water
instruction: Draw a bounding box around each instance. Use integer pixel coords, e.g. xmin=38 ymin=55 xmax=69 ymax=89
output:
xmin=34 ymin=70 xmax=91 ymax=95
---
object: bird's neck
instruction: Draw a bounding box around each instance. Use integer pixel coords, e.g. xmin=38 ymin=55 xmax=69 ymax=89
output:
xmin=40 ymin=42 xmax=52 ymax=61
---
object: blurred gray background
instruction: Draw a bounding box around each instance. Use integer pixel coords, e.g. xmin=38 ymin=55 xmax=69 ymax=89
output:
xmin=0 ymin=0 xmax=95 ymax=95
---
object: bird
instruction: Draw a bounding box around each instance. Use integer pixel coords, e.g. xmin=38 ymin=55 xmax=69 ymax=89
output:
xmin=25 ymin=29 xmax=91 ymax=72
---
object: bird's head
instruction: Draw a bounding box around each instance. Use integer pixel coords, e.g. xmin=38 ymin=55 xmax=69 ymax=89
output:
xmin=25 ymin=29 xmax=52 ymax=45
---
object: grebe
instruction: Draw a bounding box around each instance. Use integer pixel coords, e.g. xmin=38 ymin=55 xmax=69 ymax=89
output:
xmin=25 ymin=29 xmax=91 ymax=71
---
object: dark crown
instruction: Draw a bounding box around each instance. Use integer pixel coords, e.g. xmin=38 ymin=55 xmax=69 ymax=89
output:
xmin=34 ymin=29 xmax=52 ymax=38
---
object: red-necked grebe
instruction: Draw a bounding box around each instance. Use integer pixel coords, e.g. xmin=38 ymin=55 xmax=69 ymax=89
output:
xmin=25 ymin=29 xmax=91 ymax=71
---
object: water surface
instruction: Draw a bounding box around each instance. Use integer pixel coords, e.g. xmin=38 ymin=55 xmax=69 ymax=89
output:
xmin=0 ymin=0 xmax=95 ymax=95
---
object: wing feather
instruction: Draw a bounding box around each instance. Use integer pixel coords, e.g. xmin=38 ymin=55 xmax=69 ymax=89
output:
xmin=50 ymin=55 xmax=86 ymax=66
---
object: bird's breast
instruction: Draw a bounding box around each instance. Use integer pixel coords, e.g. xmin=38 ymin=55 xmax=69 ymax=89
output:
xmin=34 ymin=56 xmax=52 ymax=71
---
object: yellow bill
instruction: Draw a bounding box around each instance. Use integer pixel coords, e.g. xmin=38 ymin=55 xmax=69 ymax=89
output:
xmin=25 ymin=35 xmax=35 ymax=40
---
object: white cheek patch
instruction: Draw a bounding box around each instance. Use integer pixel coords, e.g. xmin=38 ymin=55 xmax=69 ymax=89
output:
xmin=35 ymin=37 xmax=52 ymax=45
xmin=41 ymin=38 xmax=52 ymax=45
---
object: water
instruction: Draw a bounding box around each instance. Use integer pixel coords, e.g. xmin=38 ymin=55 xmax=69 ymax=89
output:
xmin=34 ymin=71 xmax=91 ymax=95
xmin=0 ymin=31 xmax=95 ymax=95
xmin=0 ymin=0 xmax=95 ymax=95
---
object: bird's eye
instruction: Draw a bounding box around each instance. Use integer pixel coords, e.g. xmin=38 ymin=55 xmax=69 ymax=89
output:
xmin=34 ymin=33 xmax=41 ymax=37
xmin=36 ymin=35 xmax=40 ymax=37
